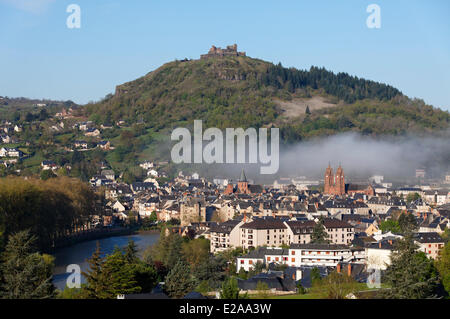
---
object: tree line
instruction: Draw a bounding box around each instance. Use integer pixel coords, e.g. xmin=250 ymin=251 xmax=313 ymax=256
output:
xmin=261 ymin=64 xmax=401 ymax=103
xmin=0 ymin=177 xmax=102 ymax=252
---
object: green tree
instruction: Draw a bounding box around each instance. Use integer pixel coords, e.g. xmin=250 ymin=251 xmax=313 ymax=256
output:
xmin=296 ymin=282 xmax=306 ymax=294
xmin=383 ymin=235 xmax=441 ymax=298
xmin=311 ymin=271 xmax=358 ymax=299
xmin=0 ymin=230 xmax=55 ymax=299
xmin=311 ymin=216 xmax=329 ymax=243
xmin=182 ymin=237 xmax=210 ymax=268
xmin=40 ymin=169 xmax=57 ymax=180
xmin=124 ymin=239 xmax=138 ymax=263
xmin=149 ymin=211 xmax=157 ymax=223
xmin=440 ymin=227 xmax=450 ymax=243
xmin=220 ymin=277 xmax=247 ymax=299
xmin=406 ymin=192 xmax=421 ymax=203
xmin=193 ymin=255 xmax=227 ymax=289
xmin=99 ymin=248 xmax=141 ymax=297
xmin=144 ymin=232 xmax=184 ymax=272
xmin=434 ymin=242 xmax=450 ymax=295
xmin=164 ymin=261 xmax=197 ymax=298
xmin=380 ymin=219 xmax=401 ymax=234
xmin=311 ymin=267 xmax=322 ymax=286
xmin=398 ymin=212 xmax=418 ymax=234
xmin=255 ymin=281 xmax=270 ymax=299
xmin=81 ymin=242 xmax=108 ymax=299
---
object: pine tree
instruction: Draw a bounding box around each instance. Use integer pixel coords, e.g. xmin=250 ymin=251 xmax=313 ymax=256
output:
xmin=220 ymin=277 xmax=240 ymax=299
xmin=383 ymin=235 xmax=441 ymax=298
xmin=124 ymin=239 xmax=138 ymax=263
xmin=311 ymin=216 xmax=330 ymax=244
xmin=0 ymin=230 xmax=55 ymax=299
xmin=81 ymin=241 xmax=108 ymax=299
xmin=164 ymin=261 xmax=197 ymax=298
xmin=305 ymin=105 xmax=311 ymax=115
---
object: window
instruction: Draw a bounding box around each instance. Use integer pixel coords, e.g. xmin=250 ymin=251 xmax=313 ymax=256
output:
xmin=267 ymin=257 xmax=271 ymax=261
xmin=292 ymin=251 xmax=295 ymax=255
xmin=249 ymin=260 xmax=253 ymax=265
xmin=292 ymin=258 xmax=295 ymax=262
xmin=240 ymin=260 xmax=244 ymax=264
xmin=275 ymin=257 xmax=279 ymax=261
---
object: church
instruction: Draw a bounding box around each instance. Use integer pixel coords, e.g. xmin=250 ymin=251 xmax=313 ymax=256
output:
xmin=224 ymin=169 xmax=263 ymax=195
xmin=324 ymin=164 xmax=375 ymax=197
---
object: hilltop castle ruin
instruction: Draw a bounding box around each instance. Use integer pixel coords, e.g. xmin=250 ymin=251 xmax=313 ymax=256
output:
xmin=201 ymin=44 xmax=246 ymax=59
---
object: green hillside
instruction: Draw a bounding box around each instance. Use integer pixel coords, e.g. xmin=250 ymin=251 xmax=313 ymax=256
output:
xmin=83 ymin=55 xmax=449 ymax=142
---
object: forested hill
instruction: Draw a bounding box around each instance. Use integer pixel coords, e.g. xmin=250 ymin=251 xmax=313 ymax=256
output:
xmin=83 ymin=55 xmax=449 ymax=141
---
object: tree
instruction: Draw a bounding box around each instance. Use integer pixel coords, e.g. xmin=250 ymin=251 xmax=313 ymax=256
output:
xmin=434 ymin=242 xmax=450 ymax=295
xmin=248 ymin=261 xmax=265 ymax=277
xmin=380 ymin=219 xmax=401 ymax=234
xmin=164 ymin=261 xmax=197 ymax=298
xmin=296 ymin=282 xmax=306 ymax=294
xmin=182 ymin=237 xmax=210 ymax=268
xmin=81 ymin=242 xmax=108 ymax=299
xmin=99 ymin=248 xmax=141 ymax=297
xmin=398 ymin=212 xmax=418 ymax=234
xmin=311 ymin=216 xmax=329 ymax=243
xmin=0 ymin=230 xmax=55 ymax=299
xmin=311 ymin=271 xmax=358 ymax=299
xmin=406 ymin=192 xmax=421 ymax=203
xmin=124 ymin=239 xmax=138 ymax=263
xmin=220 ymin=277 xmax=247 ymax=299
xmin=81 ymin=243 xmax=149 ymax=298
xmin=40 ymin=169 xmax=57 ymax=180
xmin=311 ymin=267 xmax=322 ymax=286
xmin=149 ymin=211 xmax=157 ymax=223
xmin=440 ymin=227 xmax=450 ymax=243
xmin=255 ymin=281 xmax=270 ymax=299
xmin=193 ymin=255 xmax=227 ymax=289
xmin=305 ymin=105 xmax=311 ymax=115
xmin=382 ymin=235 xmax=441 ymax=298
xmin=144 ymin=232 xmax=184 ymax=272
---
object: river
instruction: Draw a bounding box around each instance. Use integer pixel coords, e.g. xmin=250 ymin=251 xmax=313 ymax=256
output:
xmin=52 ymin=231 xmax=160 ymax=290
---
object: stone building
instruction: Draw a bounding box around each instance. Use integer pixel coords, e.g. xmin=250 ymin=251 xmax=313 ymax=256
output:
xmin=200 ymin=44 xmax=246 ymax=59
xmin=180 ymin=199 xmax=206 ymax=226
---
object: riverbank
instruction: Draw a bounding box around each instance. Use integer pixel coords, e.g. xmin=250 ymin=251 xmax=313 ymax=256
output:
xmin=51 ymin=227 xmax=137 ymax=251
xmin=52 ymin=231 xmax=161 ymax=290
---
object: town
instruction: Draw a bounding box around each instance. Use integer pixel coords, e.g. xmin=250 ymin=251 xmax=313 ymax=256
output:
xmin=1 ymin=92 xmax=449 ymax=299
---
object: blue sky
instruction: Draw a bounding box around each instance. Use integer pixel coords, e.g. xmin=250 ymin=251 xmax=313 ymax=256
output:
xmin=0 ymin=0 xmax=449 ymax=111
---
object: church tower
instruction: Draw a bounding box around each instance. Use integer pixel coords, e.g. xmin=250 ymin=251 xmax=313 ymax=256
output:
xmin=335 ymin=165 xmax=345 ymax=195
xmin=237 ymin=169 xmax=249 ymax=194
xmin=324 ymin=164 xmax=346 ymax=196
xmin=324 ymin=164 xmax=333 ymax=194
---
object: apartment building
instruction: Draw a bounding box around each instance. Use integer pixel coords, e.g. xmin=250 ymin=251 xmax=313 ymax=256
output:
xmin=287 ymin=243 xmax=365 ymax=268
xmin=236 ymin=244 xmax=365 ymax=272
xmin=240 ymin=219 xmax=288 ymax=250
xmin=284 ymin=220 xmax=315 ymax=244
xmin=210 ymin=219 xmax=243 ymax=253
xmin=323 ymin=218 xmax=355 ymax=245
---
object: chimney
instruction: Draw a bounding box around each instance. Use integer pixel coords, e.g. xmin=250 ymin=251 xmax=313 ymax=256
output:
xmin=243 ymin=214 xmax=247 ymax=223
xmin=337 ymin=263 xmax=341 ymax=273
xmin=347 ymin=264 xmax=352 ymax=277
xmin=388 ymin=240 xmax=392 ymax=246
